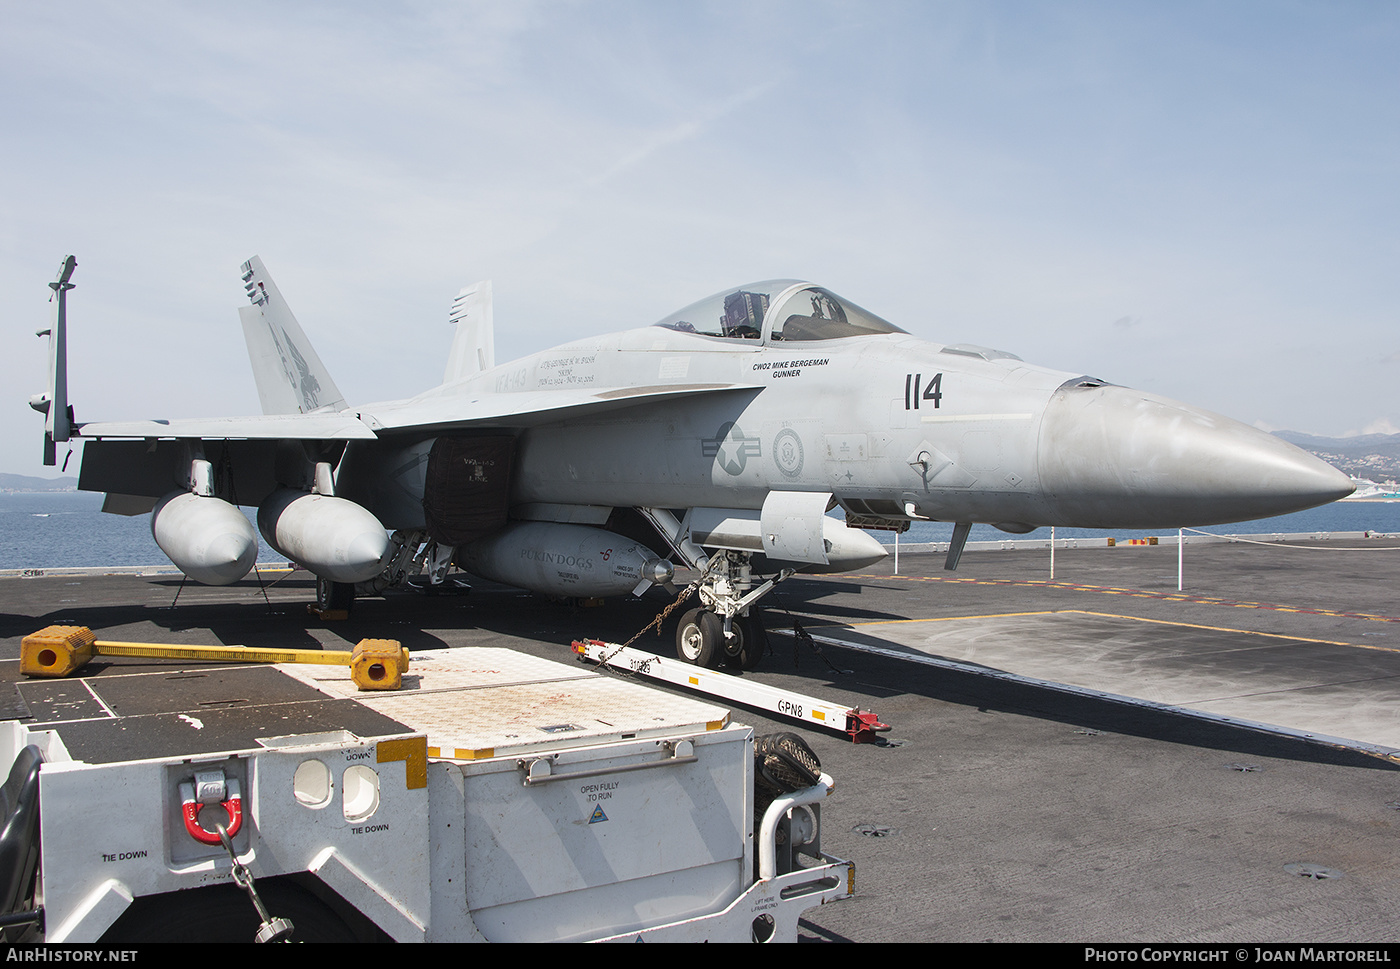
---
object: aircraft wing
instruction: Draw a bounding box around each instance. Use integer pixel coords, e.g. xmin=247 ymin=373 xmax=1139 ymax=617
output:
xmin=72 ymin=381 xmax=762 ymax=506
xmin=74 ymin=412 xmax=378 ymax=441
xmin=364 ymin=382 xmax=761 ymax=433
xmin=72 ymin=383 xmax=759 ymax=442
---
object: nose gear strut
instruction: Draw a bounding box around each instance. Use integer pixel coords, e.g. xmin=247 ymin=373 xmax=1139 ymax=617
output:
xmin=637 ymin=507 xmax=794 ymax=670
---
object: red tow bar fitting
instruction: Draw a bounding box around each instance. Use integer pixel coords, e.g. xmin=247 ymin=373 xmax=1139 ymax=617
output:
xmin=845 ymin=709 xmax=891 ymax=744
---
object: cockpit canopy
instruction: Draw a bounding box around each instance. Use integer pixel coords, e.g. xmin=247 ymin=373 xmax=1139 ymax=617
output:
xmin=653 ymin=280 xmax=907 ymax=342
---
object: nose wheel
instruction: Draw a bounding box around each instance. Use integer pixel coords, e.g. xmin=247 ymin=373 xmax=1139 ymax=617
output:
xmin=675 ymin=609 xmax=764 ymax=670
xmin=676 ymin=608 xmax=722 ymax=667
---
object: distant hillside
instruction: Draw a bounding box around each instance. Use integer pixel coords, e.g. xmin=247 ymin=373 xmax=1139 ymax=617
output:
xmin=0 ymin=474 xmax=78 ymax=493
xmin=1273 ymin=431 xmax=1400 ymax=484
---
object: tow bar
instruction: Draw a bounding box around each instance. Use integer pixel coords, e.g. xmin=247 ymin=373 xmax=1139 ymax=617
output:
xmin=572 ymin=640 xmax=890 ymax=743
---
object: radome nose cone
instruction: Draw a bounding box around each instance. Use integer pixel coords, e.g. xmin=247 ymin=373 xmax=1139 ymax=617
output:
xmin=1038 ymin=385 xmax=1354 ymax=528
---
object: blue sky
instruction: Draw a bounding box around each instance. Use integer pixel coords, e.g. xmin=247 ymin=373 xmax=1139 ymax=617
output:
xmin=3 ymin=1 xmax=1396 ymax=476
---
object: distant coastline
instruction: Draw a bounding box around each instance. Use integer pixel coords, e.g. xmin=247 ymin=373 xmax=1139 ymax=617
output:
xmin=0 ymin=474 xmax=77 ymax=494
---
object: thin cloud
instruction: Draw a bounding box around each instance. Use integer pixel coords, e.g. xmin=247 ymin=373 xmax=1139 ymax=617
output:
xmin=587 ymin=80 xmax=781 ymax=188
xmin=1351 ymin=418 xmax=1400 ymax=436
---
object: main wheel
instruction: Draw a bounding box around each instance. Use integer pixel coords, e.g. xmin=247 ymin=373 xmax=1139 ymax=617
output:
xmin=316 ymin=577 xmax=355 ymax=613
xmin=676 ymin=608 xmax=722 ymax=668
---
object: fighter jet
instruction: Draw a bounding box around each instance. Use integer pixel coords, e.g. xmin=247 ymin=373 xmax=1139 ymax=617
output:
xmin=31 ymin=256 xmax=1353 ymax=667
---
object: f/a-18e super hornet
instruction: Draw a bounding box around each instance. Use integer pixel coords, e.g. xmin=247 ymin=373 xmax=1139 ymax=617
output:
xmin=32 ymin=256 xmax=1353 ymax=667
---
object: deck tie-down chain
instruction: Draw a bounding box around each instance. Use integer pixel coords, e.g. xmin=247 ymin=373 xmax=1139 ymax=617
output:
xmin=586 ymin=557 xmax=726 ymax=674
xmin=590 ymin=582 xmax=697 ymax=675
xmin=215 ymin=823 xmax=294 ymax=943
xmin=186 ymin=768 xmax=292 ymax=943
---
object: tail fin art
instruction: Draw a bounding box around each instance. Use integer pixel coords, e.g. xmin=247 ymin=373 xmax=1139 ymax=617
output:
xmin=443 ymin=280 xmax=494 ymax=384
xmin=238 ymin=256 xmax=347 ymax=415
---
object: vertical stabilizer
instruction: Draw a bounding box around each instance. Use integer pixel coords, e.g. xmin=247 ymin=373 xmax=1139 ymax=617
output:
xmin=443 ymin=280 xmax=494 ymax=383
xmin=238 ymin=256 xmax=347 ymax=415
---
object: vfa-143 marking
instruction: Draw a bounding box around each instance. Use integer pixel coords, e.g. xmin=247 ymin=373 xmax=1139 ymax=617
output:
xmin=32 ymin=263 xmax=1352 ymax=667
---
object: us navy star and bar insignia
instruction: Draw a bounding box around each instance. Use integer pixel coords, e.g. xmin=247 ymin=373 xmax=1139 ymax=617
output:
xmin=703 ymin=422 xmax=762 ymax=475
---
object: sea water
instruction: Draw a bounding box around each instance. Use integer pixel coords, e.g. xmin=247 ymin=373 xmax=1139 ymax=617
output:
xmin=0 ymin=491 xmax=282 ymax=569
xmin=1 ymin=490 xmax=1397 ymax=570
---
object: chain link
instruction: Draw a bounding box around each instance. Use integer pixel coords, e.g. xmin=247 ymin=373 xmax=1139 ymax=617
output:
xmin=216 ymin=824 xmax=294 ymax=943
xmin=584 ymin=554 xmax=733 ymax=674
xmin=588 ymin=583 xmax=695 ymax=675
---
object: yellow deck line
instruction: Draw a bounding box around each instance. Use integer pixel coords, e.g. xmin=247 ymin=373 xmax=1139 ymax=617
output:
xmin=838 ymin=609 xmax=1393 ymax=652
xmin=850 ymin=610 xmax=1060 ymax=626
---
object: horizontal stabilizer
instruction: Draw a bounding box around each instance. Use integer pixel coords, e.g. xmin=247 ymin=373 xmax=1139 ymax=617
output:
xmin=239 ymin=256 xmax=347 ymax=415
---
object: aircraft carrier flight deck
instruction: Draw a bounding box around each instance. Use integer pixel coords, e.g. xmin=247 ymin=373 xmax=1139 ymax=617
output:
xmin=3 ymin=536 xmax=1398 ymax=943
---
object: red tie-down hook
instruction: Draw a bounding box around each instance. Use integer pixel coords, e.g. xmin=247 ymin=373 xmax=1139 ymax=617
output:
xmin=179 ymin=772 xmax=243 ymax=846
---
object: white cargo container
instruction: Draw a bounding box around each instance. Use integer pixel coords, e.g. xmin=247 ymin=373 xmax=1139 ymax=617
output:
xmin=0 ymin=647 xmax=851 ymax=942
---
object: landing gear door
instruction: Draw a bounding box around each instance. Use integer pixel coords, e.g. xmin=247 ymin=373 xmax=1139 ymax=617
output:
xmin=759 ymin=491 xmax=832 ymax=566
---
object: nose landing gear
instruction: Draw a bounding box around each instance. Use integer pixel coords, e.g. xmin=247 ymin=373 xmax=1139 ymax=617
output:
xmin=675 ymin=608 xmax=766 ymax=671
xmin=639 ymin=507 xmax=787 ymax=673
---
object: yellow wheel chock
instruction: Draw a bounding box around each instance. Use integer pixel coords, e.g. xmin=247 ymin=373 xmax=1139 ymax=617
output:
xmin=19 ymin=625 xmax=409 ymax=691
